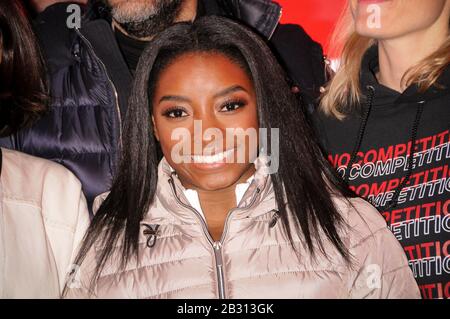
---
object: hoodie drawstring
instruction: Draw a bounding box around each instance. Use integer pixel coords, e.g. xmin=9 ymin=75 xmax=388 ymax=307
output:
xmin=345 ymin=86 xmax=426 ymax=209
xmin=387 ymin=100 xmax=425 ymax=208
xmin=345 ymin=86 xmax=375 ymax=183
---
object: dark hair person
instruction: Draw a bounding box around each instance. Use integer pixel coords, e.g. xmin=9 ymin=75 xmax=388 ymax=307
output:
xmin=65 ymin=16 xmax=419 ymax=299
xmin=0 ymin=0 xmax=89 ymax=298
xmin=0 ymin=0 xmax=47 ymax=136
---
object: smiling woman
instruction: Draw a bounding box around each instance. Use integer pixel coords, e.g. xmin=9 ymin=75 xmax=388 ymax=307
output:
xmin=64 ymin=16 xmax=420 ymax=299
xmin=151 ymin=52 xmax=259 ymax=240
xmin=153 ymin=53 xmax=258 ymax=187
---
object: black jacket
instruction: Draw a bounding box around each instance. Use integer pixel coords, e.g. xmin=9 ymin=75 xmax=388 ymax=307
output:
xmin=1 ymin=0 xmax=326 ymax=207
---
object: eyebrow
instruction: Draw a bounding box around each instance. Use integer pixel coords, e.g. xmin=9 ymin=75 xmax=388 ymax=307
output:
xmin=213 ymin=85 xmax=248 ymax=99
xmin=159 ymin=95 xmax=192 ymax=104
xmin=158 ymin=85 xmax=248 ymax=104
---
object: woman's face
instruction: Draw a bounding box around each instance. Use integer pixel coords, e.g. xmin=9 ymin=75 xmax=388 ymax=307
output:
xmin=350 ymin=0 xmax=449 ymax=39
xmin=152 ymin=52 xmax=259 ymax=191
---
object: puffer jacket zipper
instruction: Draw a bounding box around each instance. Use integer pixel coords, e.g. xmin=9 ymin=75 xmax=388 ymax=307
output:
xmin=168 ymin=176 xmax=261 ymax=299
xmin=212 ymin=241 xmax=225 ymax=298
xmin=74 ymin=29 xmax=123 ymax=151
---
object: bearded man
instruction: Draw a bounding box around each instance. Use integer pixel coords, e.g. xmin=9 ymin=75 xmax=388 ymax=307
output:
xmin=1 ymin=0 xmax=326 ymax=209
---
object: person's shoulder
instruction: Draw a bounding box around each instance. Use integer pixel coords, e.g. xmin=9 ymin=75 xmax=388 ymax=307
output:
xmin=270 ymin=23 xmax=323 ymax=57
xmin=310 ymin=107 xmax=359 ymax=146
xmin=311 ymin=107 xmax=346 ymax=127
xmin=333 ymin=196 xmax=420 ymax=298
xmin=269 ymin=23 xmax=326 ymax=97
xmin=1 ymin=148 xmax=87 ymax=233
xmin=332 ymin=196 xmax=389 ymax=246
xmin=311 ymin=107 xmax=331 ymax=126
xmin=1 ymin=148 xmax=82 ymax=203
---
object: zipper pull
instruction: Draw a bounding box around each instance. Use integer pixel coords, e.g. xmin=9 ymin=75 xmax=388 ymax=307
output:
xmin=213 ymin=242 xmax=223 ymax=266
xmin=142 ymin=224 xmax=160 ymax=248
xmin=269 ymin=210 xmax=280 ymax=228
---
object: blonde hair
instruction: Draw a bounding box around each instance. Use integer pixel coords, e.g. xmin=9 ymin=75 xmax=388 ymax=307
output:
xmin=320 ymin=2 xmax=450 ymax=119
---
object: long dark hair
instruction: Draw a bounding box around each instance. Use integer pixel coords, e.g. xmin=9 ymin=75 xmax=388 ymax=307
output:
xmin=0 ymin=0 xmax=48 ymax=137
xmin=73 ymin=16 xmax=355 ymax=288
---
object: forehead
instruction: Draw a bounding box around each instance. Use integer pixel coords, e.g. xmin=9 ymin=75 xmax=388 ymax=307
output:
xmin=153 ymin=52 xmax=254 ymax=95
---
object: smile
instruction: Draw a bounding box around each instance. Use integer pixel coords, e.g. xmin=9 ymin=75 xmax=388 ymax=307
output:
xmin=191 ymin=148 xmax=235 ymax=164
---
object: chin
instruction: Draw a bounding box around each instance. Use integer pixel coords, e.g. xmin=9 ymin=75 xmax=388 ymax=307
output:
xmin=108 ymin=0 xmax=154 ymax=22
xmin=179 ymin=163 xmax=254 ymax=192
xmin=197 ymin=175 xmax=237 ymax=191
xmin=355 ymin=24 xmax=405 ymax=40
xmin=355 ymin=26 xmax=384 ymax=38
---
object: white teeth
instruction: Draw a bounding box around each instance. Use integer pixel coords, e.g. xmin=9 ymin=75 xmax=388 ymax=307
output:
xmin=191 ymin=149 xmax=235 ymax=164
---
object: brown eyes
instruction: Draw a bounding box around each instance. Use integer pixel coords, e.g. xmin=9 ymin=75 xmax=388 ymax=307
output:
xmin=162 ymin=107 xmax=189 ymax=118
xmin=219 ymin=100 xmax=246 ymax=112
xmin=162 ymin=100 xmax=247 ymax=119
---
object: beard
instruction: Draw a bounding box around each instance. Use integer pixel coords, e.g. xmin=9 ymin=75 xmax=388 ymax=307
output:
xmin=106 ymin=0 xmax=183 ymax=38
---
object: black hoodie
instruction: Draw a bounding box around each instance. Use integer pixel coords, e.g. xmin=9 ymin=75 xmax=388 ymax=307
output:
xmin=314 ymin=45 xmax=450 ymax=299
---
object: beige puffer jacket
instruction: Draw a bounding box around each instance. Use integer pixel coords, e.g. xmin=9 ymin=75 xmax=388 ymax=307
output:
xmin=65 ymin=158 xmax=420 ymax=299
xmin=0 ymin=148 xmax=90 ymax=298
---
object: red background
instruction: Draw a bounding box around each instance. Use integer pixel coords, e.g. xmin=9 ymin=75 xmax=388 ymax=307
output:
xmin=277 ymin=0 xmax=347 ymax=55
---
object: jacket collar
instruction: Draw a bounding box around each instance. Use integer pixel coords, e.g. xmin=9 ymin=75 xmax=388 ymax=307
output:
xmin=152 ymin=156 xmax=275 ymax=224
xmin=202 ymin=0 xmax=282 ymax=39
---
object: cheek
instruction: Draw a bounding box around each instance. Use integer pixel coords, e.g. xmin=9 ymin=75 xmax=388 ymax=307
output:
xmin=231 ymin=106 xmax=259 ymax=161
xmin=405 ymin=0 xmax=448 ymax=28
xmin=157 ymin=129 xmax=175 ymax=155
xmin=228 ymin=104 xmax=259 ymax=130
xmin=153 ymin=117 xmax=189 ymax=161
xmin=223 ymin=106 xmax=259 ymax=148
xmin=247 ymin=105 xmax=259 ymax=128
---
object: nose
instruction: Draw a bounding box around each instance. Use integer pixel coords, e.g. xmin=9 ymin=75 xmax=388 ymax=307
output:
xmin=192 ymin=112 xmax=227 ymax=152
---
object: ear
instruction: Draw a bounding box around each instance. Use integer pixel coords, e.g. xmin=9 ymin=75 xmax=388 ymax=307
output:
xmin=152 ymin=115 xmax=160 ymax=141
